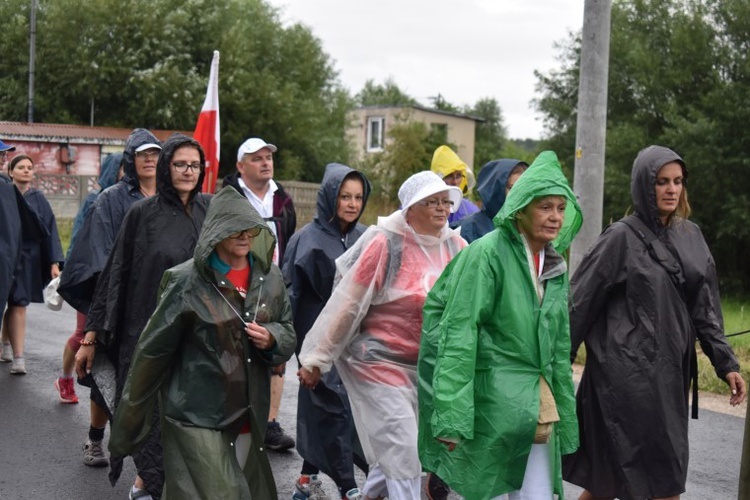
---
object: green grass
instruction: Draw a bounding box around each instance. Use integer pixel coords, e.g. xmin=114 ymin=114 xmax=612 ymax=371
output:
xmin=700 ymin=298 xmax=750 ymax=395
xmin=574 ymin=297 xmax=750 ymax=395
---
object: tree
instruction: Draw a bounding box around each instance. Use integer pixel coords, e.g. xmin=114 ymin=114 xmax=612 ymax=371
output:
xmin=464 ymin=97 xmax=508 ymax=170
xmin=534 ymin=0 xmax=750 ymax=293
xmin=355 ymin=78 xmax=417 ymax=106
xmin=0 ymin=0 xmax=352 ymax=182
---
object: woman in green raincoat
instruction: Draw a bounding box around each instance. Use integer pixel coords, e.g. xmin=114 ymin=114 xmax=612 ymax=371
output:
xmin=109 ymin=186 xmax=296 ymax=499
xmin=418 ymin=151 xmax=582 ymax=500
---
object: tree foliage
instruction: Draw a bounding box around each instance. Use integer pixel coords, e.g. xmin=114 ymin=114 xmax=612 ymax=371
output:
xmin=355 ymin=78 xmax=418 ymax=107
xmin=535 ymin=0 xmax=750 ymax=293
xmin=0 ymin=0 xmax=352 ymax=182
xmin=463 ymin=97 xmax=509 ymax=170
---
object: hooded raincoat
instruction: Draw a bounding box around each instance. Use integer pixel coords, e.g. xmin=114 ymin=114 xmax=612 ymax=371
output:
xmin=282 ymin=163 xmax=371 ymax=486
xmin=0 ymin=183 xmax=47 ymax=322
xmin=59 ymin=129 xmax=161 ymax=313
xmin=10 ymin=185 xmax=64 ymax=305
xmin=85 ymin=134 xmax=211 ymax=497
xmin=110 ymin=186 xmax=295 ymax=500
xmin=430 ymin=145 xmax=479 ymax=225
xmin=562 ymin=146 xmax=740 ymax=500
xmin=418 ymin=151 xmax=583 ymax=500
xmin=298 ymin=206 xmax=466 ymax=484
xmin=454 ymin=159 xmax=526 ymax=243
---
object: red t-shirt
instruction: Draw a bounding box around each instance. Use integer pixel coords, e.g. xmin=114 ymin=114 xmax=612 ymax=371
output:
xmin=225 ymin=264 xmax=251 ymax=433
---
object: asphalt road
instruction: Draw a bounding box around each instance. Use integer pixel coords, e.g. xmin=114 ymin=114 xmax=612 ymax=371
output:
xmin=0 ymin=303 xmax=744 ymax=499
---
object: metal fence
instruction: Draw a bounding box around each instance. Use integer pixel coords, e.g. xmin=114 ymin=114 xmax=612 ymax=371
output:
xmin=35 ymin=174 xmax=321 ymax=231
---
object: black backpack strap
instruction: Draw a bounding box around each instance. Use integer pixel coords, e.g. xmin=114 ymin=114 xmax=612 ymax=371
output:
xmin=620 ymin=215 xmax=699 ymax=419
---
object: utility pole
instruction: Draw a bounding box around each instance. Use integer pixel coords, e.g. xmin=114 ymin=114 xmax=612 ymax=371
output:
xmin=27 ymin=0 xmax=38 ymax=123
xmin=569 ymin=0 xmax=612 ymax=274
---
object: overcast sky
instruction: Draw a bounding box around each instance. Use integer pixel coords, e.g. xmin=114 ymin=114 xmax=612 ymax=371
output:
xmin=266 ymin=0 xmax=585 ymax=140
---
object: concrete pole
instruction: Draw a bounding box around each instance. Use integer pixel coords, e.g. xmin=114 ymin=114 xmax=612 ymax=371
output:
xmin=27 ymin=0 xmax=37 ymax=123
xmin=569 ymin=0 xmax=612 ymax=274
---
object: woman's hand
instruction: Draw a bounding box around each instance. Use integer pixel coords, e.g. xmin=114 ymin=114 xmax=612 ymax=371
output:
xmin=246 ymin=322 xmax=275 ymax=350
xmin=725 ymin=371 xmax=747 ymax=406
xmin=75 ymin=331 xmax=97 ymax=378
xmin=297 ymin=366 xmax=321 ymax=390
xmin=50 ymin=263 xmax=61 ymax=279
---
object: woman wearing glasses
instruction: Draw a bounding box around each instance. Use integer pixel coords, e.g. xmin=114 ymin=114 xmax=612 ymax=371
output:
xmin=109 ymin=186 xmax=295 ymax=499
xmin=298 ymin=171 xmax=466 ymax=499
xmin=76 ymin=134 xmax=211 ymax=500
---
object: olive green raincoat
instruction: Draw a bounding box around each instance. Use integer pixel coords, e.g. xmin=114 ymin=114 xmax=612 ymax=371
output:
xmin=109 ymin=186 xmax=296 ymax=499
xmin=418 ymin=151 xmax=582 ymax=500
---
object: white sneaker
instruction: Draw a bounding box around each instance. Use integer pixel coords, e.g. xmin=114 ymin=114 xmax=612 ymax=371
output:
xmin=345 ymin=488 xmax=364 ymax=500
xmin=10 ymin=357 xmax=26 ymax=375
xmin=1 ymin=343 xmax=12 ymax=362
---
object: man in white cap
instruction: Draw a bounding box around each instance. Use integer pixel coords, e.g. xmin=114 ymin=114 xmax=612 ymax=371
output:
xmin=223 ymin=137 xmax=297 ymax=452
xmin=0 ymin=139 xmax=17 ymax=183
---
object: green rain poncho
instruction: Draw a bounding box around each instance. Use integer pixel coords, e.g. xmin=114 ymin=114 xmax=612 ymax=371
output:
xmin=418 ymin=151 xmax=583 ymax=500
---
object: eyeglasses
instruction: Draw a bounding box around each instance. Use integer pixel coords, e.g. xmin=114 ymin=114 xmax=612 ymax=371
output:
xmin=136 ymin=150 xmax=160 ymax=159
xmin=229 ymin=228 xmax=262 ymax=239
xmin=417 ymin=198 xmax=454 ymax=209
xmin=171 ymin=162 xmax=203 ymax=173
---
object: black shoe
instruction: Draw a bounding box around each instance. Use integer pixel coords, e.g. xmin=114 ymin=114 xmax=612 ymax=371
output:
xmin=264 ymin=420 xmax=295 ymax=451
xmin=425 ymin=472 xmax=450 ymax=500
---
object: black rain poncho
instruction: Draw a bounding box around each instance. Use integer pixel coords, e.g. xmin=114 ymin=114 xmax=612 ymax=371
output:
xmin=9 ymin=188 xmax=64 ymax=305
xmin=110 ymin=186 xmax=295 ymax=500
xmin=0 ymin=182 xmax=47 ymax=323
xmin=282 ymin=163 xmax=371 ymax=486
xmin=86 ymin=134 xmax=211 ymax=498
xmin=59 ymin=129 xmax=161 ymax=313
xmin=562 ymin=145 xmax=741 ymax=499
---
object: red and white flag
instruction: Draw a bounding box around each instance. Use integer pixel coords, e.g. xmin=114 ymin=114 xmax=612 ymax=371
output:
xmin=195 ymin=50 xmax=220 ymax=193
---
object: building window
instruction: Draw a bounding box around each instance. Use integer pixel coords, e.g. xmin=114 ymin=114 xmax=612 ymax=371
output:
xmin=367 ymin=116 xmax=385 ymax=152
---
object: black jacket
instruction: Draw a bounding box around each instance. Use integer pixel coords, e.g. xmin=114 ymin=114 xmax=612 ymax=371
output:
xmin=59 ymin=129 xmax=161 ymax=313
xmin=563 ymin=145 xmax=740 ymax=499
xmin=86 ymin=134 xmax=211 ymax=498
xmin=0 ymin=183 xmax=47 ymax=317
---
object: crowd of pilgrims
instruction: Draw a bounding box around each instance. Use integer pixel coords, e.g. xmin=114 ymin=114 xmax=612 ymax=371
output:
xmin=0 ymin=131 xmax=745 ymax=500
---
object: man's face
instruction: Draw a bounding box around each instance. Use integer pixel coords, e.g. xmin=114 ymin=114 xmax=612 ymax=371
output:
xmin=0 ymin=151 xmax=8 ymax=168
xmin=236 ymin=147 xmax=274 ymax=186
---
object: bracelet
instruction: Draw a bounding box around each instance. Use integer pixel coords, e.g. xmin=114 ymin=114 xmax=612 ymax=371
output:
xmin=80 ymin=339 xmax=97 ymax=346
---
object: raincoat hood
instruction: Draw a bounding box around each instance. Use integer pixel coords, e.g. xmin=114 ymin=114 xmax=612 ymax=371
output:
xmin=156 ymin=133 xmax=206 ymax=205
xmin=121 ymin=128 xmax=162 ymax=188
xmin=430 ymin=145 xmax=476 ymax=193
xmin=494 ymin=150 xmax=582 ymax=252
xmin=194 ymin=186 xmax=276 ymax=275
xmin=476 ymin=158 xmax=526 ymax=219
xmin=631 ymin=145 xmax=687 ymax=233
xmin=99 ymin=152 xmax=122 ymax=191
xmin=315 ymin=163 xmax=371 ymax=236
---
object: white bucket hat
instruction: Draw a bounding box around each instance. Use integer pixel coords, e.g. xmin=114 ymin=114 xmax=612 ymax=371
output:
xmin=398 ymin=171 xmax=463 ymax=213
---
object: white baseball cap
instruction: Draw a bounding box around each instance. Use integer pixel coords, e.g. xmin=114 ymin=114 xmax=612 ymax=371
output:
xmin=237 ymin=138 xmax=277 ymax=161
xmin=135 ymin=143 xmax=162 ymax=152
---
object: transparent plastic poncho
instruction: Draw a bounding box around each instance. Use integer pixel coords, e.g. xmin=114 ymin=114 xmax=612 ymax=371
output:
xmin=298 ymin=210 xmax=466 ymax=479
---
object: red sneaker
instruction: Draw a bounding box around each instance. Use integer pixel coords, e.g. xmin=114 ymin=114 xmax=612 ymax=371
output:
xmin=55 ymin=377 xmax=79 ymax=404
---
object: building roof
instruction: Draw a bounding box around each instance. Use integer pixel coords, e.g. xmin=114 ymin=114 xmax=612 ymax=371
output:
xmin=0 ymin=121 xmax=191 ymax=145
xmin=353 ymin=104 xmax=485 ymax=122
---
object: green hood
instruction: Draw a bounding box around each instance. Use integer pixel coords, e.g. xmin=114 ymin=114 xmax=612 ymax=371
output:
xmin=194 ymin=186 xmax=276 ymax=274
xmin=494 ymin=150 xmax=582 ymax=252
